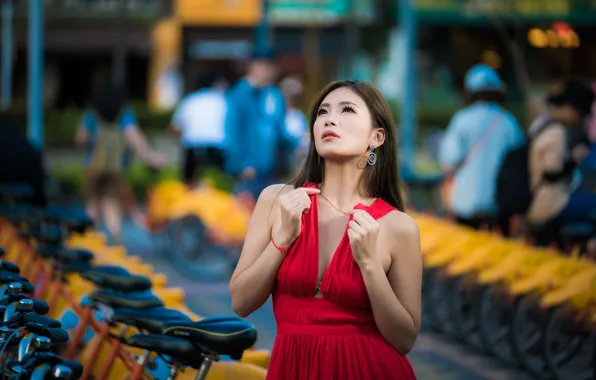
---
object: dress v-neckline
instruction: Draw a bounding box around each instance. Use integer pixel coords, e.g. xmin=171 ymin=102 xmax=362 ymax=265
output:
xmin=313 ymin=194 xmax=378 ymax=297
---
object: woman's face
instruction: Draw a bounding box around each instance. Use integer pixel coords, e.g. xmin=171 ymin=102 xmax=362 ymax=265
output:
xmin=313 ymin=87 xmax=384 ymax=161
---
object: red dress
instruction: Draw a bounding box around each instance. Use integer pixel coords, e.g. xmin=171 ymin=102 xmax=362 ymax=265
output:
xmin=266 ymin=183 xmax=416 ymax=380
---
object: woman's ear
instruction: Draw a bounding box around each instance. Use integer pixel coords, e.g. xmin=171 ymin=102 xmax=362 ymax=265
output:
xmin=371 ymin=128 xmax=386 ymax=149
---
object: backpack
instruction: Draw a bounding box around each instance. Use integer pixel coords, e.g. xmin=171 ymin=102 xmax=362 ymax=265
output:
xmin=495 ymin=116 xmax=555 ymax=216
xmin=88 ymin=116 xmax=127 ymax=176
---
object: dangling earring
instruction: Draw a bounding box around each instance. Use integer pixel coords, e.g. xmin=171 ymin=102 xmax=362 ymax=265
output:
xmin=367 ymin=145 xmax=377 ymax=166
xmin=317 ymin=155 xmax=321 ymax=165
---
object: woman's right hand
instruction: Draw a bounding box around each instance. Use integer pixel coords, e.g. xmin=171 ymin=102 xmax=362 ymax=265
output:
xmin=273 ymin=187 xmax=320 ymax=247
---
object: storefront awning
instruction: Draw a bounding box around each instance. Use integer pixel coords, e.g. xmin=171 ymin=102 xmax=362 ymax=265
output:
xmin=414 ymin=0 xmax=596 ymax=25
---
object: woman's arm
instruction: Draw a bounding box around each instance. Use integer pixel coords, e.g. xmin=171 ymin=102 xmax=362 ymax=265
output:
xmin=538 ymin=125 xmax=567 ymax=181
xmin=360 ymin=213 xmax=422 ymax=355
xmin=230 ymin=184 xmax=290 ymax=318
xmin=75 ymin=111 xmax=93 ymax=147
xmin=122 ymin=125 xmax=164 ymax=168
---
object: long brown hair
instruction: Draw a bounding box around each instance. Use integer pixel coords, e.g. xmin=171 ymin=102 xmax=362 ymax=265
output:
xmin=292 ymin=80 xmax=405 ymax=211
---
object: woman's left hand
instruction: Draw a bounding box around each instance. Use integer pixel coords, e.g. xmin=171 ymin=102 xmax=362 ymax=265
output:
xmin=347 ymin=209 xmax=380 ymax=267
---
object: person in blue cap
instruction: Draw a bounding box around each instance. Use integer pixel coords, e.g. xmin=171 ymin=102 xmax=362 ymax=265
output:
xmin=439 ymin=64 xmax=524 ymax=233
xmin=224 ymin=47 xmax=299 ymax=200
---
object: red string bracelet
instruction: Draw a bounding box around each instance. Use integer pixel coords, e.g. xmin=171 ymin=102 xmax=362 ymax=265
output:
xmin=271 ymin=237 xmax=287 ymax=254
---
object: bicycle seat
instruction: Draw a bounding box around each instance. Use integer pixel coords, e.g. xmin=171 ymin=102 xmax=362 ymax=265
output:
xmin=0 ymin=260 xmax=20 ymax=274
xmin=30 ymin=299 xmax=50 ymax=315
xmin=41 ymin=206 xmax=76 ymax=224
xmin=81 ymin=266 xmax=152 ymax=292
xmin=0 ymin=183 xmax=34 ymax=202
xmin=62 ymin=260 xmax=94 ymax=274
xmin=88 ymin=289 xmax=163 ymax=309
xmin=561 ymin=223 xmax=595 ymax=244
xmin=22 ymin=226 xmax=63 ymax=245
xmin=111 ymin=307 xmax=191 ymax=334
xmin=126 ymin=334 xmax=202 ymax=368
xmin=0 ymin=293 xmax=43 ymax=308
xmin=55 ymin=248 xmax=94 ymax=263
xmin=7 ymin=352 xmax=83 ymax=379
xmin=23 ymin=324 xmax=70 ymax=344
xmin=162 ymin=319 xmax=257 ymax=359
xmin=59 ymin=214 xmax=94 ymax=234
xmin=23 ymin=313 xmax=62 ymax=328
xmin=37 ymin=244 xmax=63 ymax=259
xmin=2 ymin=299 xmax=49 ymax=321
xmin=0 ymin=272 xmax=31 ymax=285
xmin=43 ymin=206 xmax=94 ymax=234
xmin=0 ymin=279 xmax=34 ymax=294
xmin=200 ymin=315 xmax=245 ymax=324
xmin=0 ymin=204 xmax=40 ymax=225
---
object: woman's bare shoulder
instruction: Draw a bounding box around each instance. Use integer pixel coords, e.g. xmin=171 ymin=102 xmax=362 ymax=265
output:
xmin=381 ymin=210 xmax=420 ymax=241
xmin=253 ymin=184 xmax=296 ymax=215
xmin=258 ymin=184 xmax=295 ymax=202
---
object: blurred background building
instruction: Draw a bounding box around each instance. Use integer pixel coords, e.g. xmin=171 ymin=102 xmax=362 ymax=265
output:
xmin=2 ymin=0 xmax=596 ymax=152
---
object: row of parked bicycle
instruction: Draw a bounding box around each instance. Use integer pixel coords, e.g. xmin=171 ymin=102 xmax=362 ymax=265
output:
xmin=415 ymin=212 xmax=596 ymax=380
xmin=0 ymin=183 xmax=267 ymax=380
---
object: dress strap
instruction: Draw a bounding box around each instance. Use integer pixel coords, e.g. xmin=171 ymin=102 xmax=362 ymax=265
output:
xmin=364 ymin=198 xmax=397 ymax=220
xmin=301 ymin=182 xmax=319 ymax=190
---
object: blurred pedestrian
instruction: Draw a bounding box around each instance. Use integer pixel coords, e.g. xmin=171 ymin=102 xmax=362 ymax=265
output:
xmin=527 ymin=79 xmax=596 ymax=246
xmin=439 ymin=64 xmax=524 ymax=233
xmin=169 ymin=69 xmax=229 ymax=186
xmin=76 ymin=83 xmax=166 ymax=243
xmin=224 ymin=47 xmax=291 ymax=201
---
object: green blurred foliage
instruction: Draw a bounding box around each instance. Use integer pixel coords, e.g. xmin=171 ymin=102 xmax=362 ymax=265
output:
xmin=50 ymin=162 xmax=235 ymax=201
xmin=0 ymin=105 xmax=174 ymax=146
xmin=0 ymin=101 xmax=525 ymax=147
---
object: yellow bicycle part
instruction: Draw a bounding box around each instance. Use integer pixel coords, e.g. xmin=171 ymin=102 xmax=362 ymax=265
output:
xmin=476 ymin=247 xmax=560 ymax=286
xmin=508 ymin=257 xmax=594 ymax=295
xmin=446 ymin=239 xmax=517 ymax=277
xmin=424 ymin=231 xmax=492 ymax=268
xmin=540 ymin=267 xmax=596 ymax=309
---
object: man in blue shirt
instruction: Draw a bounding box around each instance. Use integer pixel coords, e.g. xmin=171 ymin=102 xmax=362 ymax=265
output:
xmin=439 ymin=64 xmax=525 ymax=232
xmin=225 ymin=48 xmax=298 ymax=200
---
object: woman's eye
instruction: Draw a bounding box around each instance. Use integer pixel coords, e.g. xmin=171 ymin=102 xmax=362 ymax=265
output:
xmin=317 ymin=108 xmax=327 ymax=115
xmin=342 ymin=105 xmax=355 ymax=113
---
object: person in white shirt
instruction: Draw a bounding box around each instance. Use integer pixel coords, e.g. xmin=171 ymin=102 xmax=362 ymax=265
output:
xmin=169 ymin=70 xmax=229 ymax=185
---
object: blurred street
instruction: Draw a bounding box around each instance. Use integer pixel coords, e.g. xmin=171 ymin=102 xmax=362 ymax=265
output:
xmin=118 ymin=220 xmax=531 ymax=380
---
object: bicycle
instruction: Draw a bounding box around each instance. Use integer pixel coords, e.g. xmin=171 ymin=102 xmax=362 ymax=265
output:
xmin=0 ymin=182 xmax=267 ymax=379
xmin=413 ymin=210 xmax=596 ymax=379
xmin=0 ymin=281 xmax=83 ymax=379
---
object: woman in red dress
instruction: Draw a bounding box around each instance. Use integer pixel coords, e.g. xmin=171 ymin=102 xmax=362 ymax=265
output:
xmin=230 ymin=80 xmax=422 ymax=379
